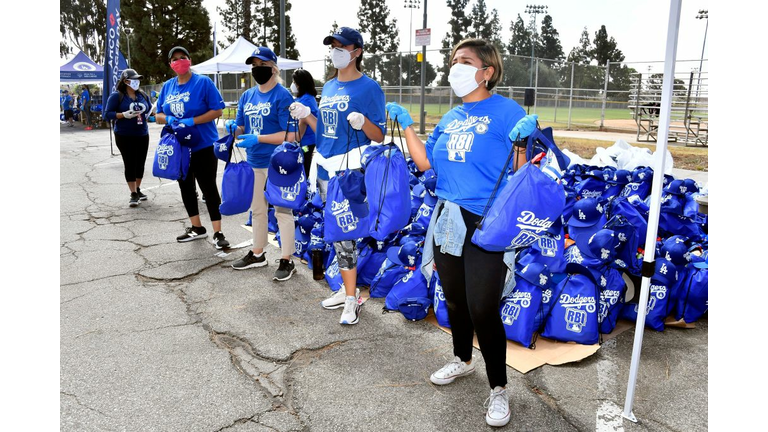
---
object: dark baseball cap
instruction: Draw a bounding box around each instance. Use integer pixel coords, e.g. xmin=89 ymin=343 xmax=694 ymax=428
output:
xmin=168 ymin=46 xmax=190 ymax=60
xmin=323 ymin=27 xmax=364 ymax=48
xmin=120 ymin=68 xmax=144 ymax=80
xmin=245 ymin=47 xmax=278 ymax=65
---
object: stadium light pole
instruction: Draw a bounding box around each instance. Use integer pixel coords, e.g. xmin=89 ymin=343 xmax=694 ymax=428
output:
xmin=525 ymin=4 xmax=547 ymax=87
xmin=695 ymin=9 xmax=708 ymax=99
xmin=123 ymin=28 xmax=132 ymax=68
xmin=404 ymin=0 xmax=420 ymax=87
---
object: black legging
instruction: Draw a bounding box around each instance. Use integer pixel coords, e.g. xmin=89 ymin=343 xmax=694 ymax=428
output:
xmin=433 ymin=206 xmax=508 ymax=389
xmin=303 ymin=144 xmax=315 ymax=176
xmin=178 ymin=146 xmax=222 ymax=222
xmin=114 ymin=133 xmax=149 ymax=182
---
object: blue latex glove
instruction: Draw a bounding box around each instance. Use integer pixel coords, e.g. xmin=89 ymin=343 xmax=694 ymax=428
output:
xmin=179 ymin=117 xmax=195 ymax=127
xmin=386 ymin=102 xmax=414 ymax=129
xmin=235 ymin=133 xmax=259 ymax=148
xmin=165 ymin=115 xmax=179 ymax=125
xmin=224 ymin=119 xmax=238 ymax=135
xmin=509 ymin=114 xmax=538 ymax=141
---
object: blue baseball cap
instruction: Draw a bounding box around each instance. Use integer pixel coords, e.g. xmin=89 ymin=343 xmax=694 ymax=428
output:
xmin=577 ymin=228 xmax=620 ymax=262
xmin=402 ymin=222 xmax=427 ymax=237
xmin=661 ymin=235 xmax=690 ymax=266
xmin=387 ymin=241 xmax=420 ymax=268
xmin=337 ymin=170 xmax=369 ymax=218
xmin=516 ymin=262 xmax=553 ymax=289
xmin=421 ymin=169 xmax=438 ymax=206
xmin=568 ymin=197 xmax=606 ymax=228
xmin=664 ymin=179 xmax=688 ymax=196
xmin=651 ymin=257 xmax=678 ymax=287
xmin=323 ymin=27 xmax=364 ymax=48
xmin=213 ymin=134 xmax=234 ymax=162
xmin=245 ymin=46 xmax=278 ymax=65
xmin=170 ymin=123 xmax=201 ymax=148
xmin=298 ymin=214 xmax=316 ymax=236
xmin=609 ymin=169 xmax=633 ymax=185
xmin=268 ymin=142 xmax=304 ymax=187
xmin=683 ymin=178 xmax=699 ymax=194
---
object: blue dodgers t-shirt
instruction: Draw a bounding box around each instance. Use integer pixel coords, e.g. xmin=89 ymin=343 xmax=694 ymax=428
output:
xmin=157 ymin=73 xmax=225 ymax=153
xmin=425 ymin=94 xmax=526 ymax=215
xmin=104 ymin=91 xmax=151 ymax=136
xmin=62 ymin=95 xmax=73 ymax=110
xmin=236 ymin=84 xmax=294 ymax=168
xmin=296 ymin=93 xmax=319 ymax=146
xmin=315 ymin=74 xmax=386 ymax=159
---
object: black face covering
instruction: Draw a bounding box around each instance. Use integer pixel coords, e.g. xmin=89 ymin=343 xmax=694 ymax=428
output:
xmin=252 ymin=66 xmax=273 ymax=85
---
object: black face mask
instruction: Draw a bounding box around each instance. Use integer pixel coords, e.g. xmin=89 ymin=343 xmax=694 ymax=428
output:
xmin=252 ymin=66 xmax=273 ymax=85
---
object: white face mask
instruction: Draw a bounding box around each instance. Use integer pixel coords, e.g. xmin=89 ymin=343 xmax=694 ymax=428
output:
xmin=128 ymin=80 xmax=140 ymax=91
xmin=331 ymin=47 xmax=357 ymax=69
xmin=290 ymin=82 xmax=298 ymax=94
xmin=448 ymin=63 xmax=487 ymax=98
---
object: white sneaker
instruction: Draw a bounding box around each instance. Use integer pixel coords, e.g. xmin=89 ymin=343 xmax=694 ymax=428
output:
xmin=484 ymin=386 xmax=510 ymax=427
xmin=321 ymin=288 xmax=360 ymax=310
xmin=429 ymin=356 xmax=476 ymax=385
xmin=339 ymin=296 xmax=361 ymax=325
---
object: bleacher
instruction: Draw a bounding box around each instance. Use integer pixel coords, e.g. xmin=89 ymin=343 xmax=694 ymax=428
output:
xmin=628 ymin=72 xmax=708 ymax=147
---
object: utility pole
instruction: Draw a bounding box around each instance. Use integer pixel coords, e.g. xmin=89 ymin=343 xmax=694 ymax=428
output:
xmin=418 ymin=0 xmax=428 ymax=134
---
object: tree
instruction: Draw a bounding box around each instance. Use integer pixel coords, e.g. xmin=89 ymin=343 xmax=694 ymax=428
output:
xmin=507 ymin=14 xmax=532 ymax=57
xmin=399 ymin=54 xmax=437 ymax=87
xmin=216 ymin=0 xmax=299 ymax=59
xmin=438 ymin=0 xmax=472 ymax=85
xmin=538 ymin=15 xmax=563 ymax=62
xmin=592 ymin=25 xmax=624 ymax=66
xmin=121 ymin=0 xmax=213 ymax=83
xmin=60 ymin=0 xmax=107 ymax=60
xmin=357 ymin=0 xmax=400 ymax=83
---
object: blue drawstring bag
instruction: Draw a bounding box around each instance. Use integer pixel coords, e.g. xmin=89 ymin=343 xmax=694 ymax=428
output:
xmin=430 ymin=271 xmax=451 ymax=328
xmin=357 ymin=244 xmax=390 ymax=287
xmin=472 ymin=162 xmax=565 ymax=252
xmin=153 ymin=126 xmax=191 ymax=181
xmin=619 ymin=258 xmax=679 ymax=331
xmin=213 ymin=134 xmax=234 ymax=162
xmin=324 ymin=169 xmax=370 ymax=242
xmin=674 ymin=261 xmax=708 ymax=323
xmin=324 ymin=255 xmax=346 ymax=293
xmin=595 ymin=267 xmax=627 ymax=334
xmin=219 ymin=156 xmax=254 ymax=216
xmin=397 ymin=297 xmax=432 ymax=321
xmin=542 ymin=264 xmax=601 ymax=345
xmin=501 ymin=262 xmax=554 ymax=348
xmin=607 ymin=197 xmax=649 ymax=251
xmin=603 ymin=214 xmax=641 ymax=276
xmin=361 ymin=141 xmax=411 ymax=240
xmin=265 ymin=172 xmax=308 ymax=210
xmin=267 ymin=206 xmax=279 ymax=233
xmin=517 ymin=219 xmax=566 ymax=274
xmin=385 ymin=269 xmax=429 ymax=311
xmin=370 ymin=259 xmax=408 ymax=298
xmin=525 ymin=127 xmax=571 ymax=170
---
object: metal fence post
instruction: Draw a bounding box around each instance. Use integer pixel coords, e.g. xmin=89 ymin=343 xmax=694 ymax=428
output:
xmin=534 ymin=59 xmax=539 ymax=114
xmin=399 ymin=53 xmax=403 ymax=105
xmin=600 ymin=61 xmax=610 ymax=129
xmin=568 ymin=62 xmax=574 ymax=130
xmin=554 ymin=89 xmax=558 ymax=123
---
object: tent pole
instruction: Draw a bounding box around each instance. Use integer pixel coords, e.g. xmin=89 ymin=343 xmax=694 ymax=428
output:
xmin=109 ymin=121 xmax=115 ymax=156
xmin=621 ymin=0 xmax=682 ymax=423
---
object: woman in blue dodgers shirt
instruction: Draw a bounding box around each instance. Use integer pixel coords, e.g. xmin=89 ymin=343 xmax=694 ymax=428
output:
xmin=104 ymin=68 xmax=152 ymax=207
xmin=157 ymin=46 xmax=229 ymax=249
xmin=225 ymin=47 xmax=298 ymax=282
xmin=289 ymin=26 xmax=386 ymax=326
xmin=290 ymin=69 xmax=319 ymax=176
xmin=386 ymin=39 xmax=538 ymax=428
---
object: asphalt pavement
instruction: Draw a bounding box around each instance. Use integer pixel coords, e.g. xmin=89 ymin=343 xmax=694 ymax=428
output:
xmin=60 ymin=121 xmax=707 ymax=431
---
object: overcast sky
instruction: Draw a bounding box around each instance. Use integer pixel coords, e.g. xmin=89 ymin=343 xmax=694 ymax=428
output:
xmin=201 ymin=0 xmax=709 ymax=79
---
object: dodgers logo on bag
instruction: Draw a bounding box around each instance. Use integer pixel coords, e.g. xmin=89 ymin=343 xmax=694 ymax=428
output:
xmin=153 ymin=129 xmax=190 ymax=181
xmin=542 ymin=267 xmax=600 ymax=345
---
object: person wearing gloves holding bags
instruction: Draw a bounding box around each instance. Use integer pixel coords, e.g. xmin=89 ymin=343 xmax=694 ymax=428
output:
xmin=289 ymin=26 xmax=386 ymax=325
xmin=386 ymin=39 xmax=539 ymax=428
xmin=157 ymin=46 xmax=229 ymax=249
xmin=225 ymin=46 xmax=298 ymax=282
xmin=104 ymin=68 xmax=153 ymax=207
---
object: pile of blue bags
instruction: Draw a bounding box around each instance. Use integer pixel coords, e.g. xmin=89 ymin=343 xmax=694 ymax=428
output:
xmin=255 ymin=136 xmax=709 ymax=348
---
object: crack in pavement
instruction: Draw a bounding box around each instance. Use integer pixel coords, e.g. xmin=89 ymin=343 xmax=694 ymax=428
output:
xmin=61 ymin=391 xmax=111 ymax=418
xmin=213 ymin=414 xmax=258 ymax=432
xmin=524 ymin=378 xmax=582 ymax=431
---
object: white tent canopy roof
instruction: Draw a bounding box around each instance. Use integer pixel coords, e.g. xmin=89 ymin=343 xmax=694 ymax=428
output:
xmin=191 ymin=36 xmax=303 ymax=74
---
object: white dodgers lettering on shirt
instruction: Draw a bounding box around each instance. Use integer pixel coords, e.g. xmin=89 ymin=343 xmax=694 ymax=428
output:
xmin=319 ymin=95 xmax=351 ymax=139
xmin=166 ymin=91 xmax=191 ymax=118
xmin=244 ymin=102 xmax=271 ymax=135
xmin=443 ymin=116 xmax=491 ymax=163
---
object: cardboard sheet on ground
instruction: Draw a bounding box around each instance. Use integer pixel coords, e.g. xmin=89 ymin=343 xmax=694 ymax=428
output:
xmin=425 ymin=313 xmax=635 ymax=374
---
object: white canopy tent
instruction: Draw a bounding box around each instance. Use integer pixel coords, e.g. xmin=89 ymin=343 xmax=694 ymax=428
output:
xmin=191 ymin=36 xmax=303 ymax=74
